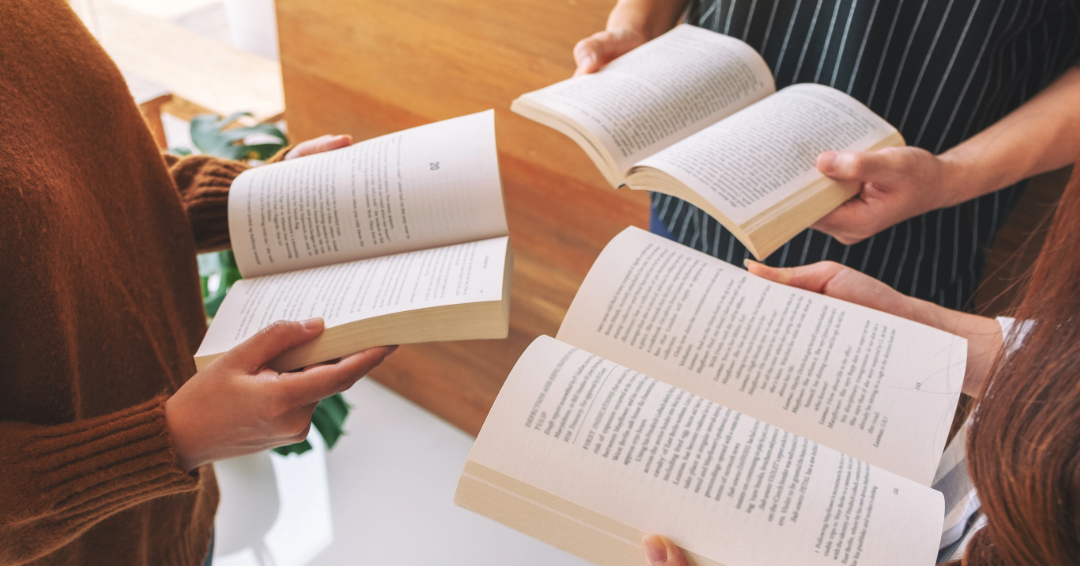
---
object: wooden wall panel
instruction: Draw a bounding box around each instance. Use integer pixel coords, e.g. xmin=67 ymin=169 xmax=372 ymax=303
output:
xmin=276 ymin=0 xmax=648 ymax=435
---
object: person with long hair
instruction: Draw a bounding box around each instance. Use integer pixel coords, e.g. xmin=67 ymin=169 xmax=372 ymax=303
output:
xmin=637 ymin=162 xmax=1080 ymax=564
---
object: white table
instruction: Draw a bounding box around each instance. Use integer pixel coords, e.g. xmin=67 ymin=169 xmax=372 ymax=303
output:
xmin=213 ymin=378 xmax=591 ymax=566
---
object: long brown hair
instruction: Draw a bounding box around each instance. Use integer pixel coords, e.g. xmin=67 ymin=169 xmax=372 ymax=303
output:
xmin=963 ymin=163 xmax=1080 ymax=565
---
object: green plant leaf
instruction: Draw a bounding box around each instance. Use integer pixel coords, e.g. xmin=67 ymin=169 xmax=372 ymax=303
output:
xmin=310 ymin=394 xmax=351 ymax=449
xmin=189 ymin=112 xmax=288 ymax=161
xmin=270 ymin=394 xmax=352 ymax=456
xmin=198 ymin=250 xmax=242 ymax=318
xmin=272 ymin=440 xmax=313 ymax=456
xmin=242 ymin=143 xmax=288 ymax=161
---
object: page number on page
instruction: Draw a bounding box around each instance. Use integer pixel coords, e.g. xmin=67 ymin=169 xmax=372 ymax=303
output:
xmin=430 ymin=162 xmax=440 ymax=170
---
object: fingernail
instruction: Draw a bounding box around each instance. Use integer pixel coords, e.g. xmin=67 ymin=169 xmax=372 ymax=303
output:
xmin=300 ymin=318 xmax=324 ymax=330
xmin=642 ymin=535 xmax=667 ymax=564
xmin=580 ymin=55 xmax=594 ymax=71
xmin=818 ymin=152 xmax=837 ymax=174
xmin=743 ymin=258 xmax=757 ymax=269
xmin=832 ymin=152 xmax=859 ymax=176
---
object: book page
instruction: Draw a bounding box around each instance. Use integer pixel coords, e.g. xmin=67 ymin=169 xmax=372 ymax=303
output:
xmin=197 ymin=236 xmax=509 ymax=356
xmin=520 ymin=25 xmax=774 ymax=175
xmin=467 ymin=336 xmax=942 ymax=566
xmin=556 ymin=228 xmax=964 ymax=485
xmin=228 ymin=111 xmax=507 ymax=278
xmin=634 ymin=84 xmax=898 ymax=226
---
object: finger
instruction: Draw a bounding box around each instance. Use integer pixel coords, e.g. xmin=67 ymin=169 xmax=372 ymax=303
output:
xmin=745 ymin=260 xmax=846 ymax=294
xmin=641 ymin=535 xmax=688 ymax=566
xmin=574 ymin=29 xmax=643 ymax=75
xmin=223 ymin=318 xmax=325 ymax=373
xmin=285 ymin=134 xmax=352 ymax=160
xmin=573 ymin=35 xmax=605 ymax=75
xmin=276 ymin=345 xmax=397 ymax=406
xmin=318 ymin=134 xmax=352 ymax=152
xmin=817 ymin=150 xmax=903 ymax=184
xmin=810 ymin=199 xmax=877 ymax=245
xmin=284 ymin=135 xmax=331 ymax=160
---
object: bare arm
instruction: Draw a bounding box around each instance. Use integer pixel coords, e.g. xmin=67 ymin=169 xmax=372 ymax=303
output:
xmin=939 ymin=67 xmax=1080 ymax=202
xmin=573 ymin=0 xmax=687 ymax=75
xmin=814 ymin=67 xmax=1080 ymax=244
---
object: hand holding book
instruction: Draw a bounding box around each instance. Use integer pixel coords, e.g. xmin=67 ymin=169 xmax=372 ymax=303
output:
xmin=456 ymin=228 xmax=966 ymax=566
xmin=168 ymin=318 xmax=396 ymax=472
xmin=194 ymin=111 xmax=513 ymax=372
xmin=518 ymin=25 xmax=904 ymax=259
xmin=746 ymin=259 xmax=1004 ymax=398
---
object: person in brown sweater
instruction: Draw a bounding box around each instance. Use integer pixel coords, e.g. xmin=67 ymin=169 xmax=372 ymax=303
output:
xmin=0 ymin=1 xmax=394 ymax=564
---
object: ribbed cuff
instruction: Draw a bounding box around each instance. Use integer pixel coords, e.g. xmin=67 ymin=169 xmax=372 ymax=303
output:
xmin=169 ymin=155 xmax=247 ymax=252
xmin=22 ymin=396 xmax=201 ymax=533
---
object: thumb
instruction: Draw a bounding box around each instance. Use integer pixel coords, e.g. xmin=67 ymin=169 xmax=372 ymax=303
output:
xmin=745 ymin=259 xmax=846 ymax=295
xmin=817 ymin=150 xmax=900 ymax=183
xmin=224 ymin=318 xmax=325 ymax=372
xmin=641 ymin=535 xmax=688 ymax=566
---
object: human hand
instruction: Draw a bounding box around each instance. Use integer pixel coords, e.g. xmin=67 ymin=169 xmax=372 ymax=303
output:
xmin=745 ymin=260 xmax=1002 ymax=397
xmin=573 ymin=26 xmax=650 ymax=75
xmin=165 ymin=318 xmax=395 ymax=471
xmin=811 ymin=147 xmax=957 ymax=245
xmin=284 ymin=134 xmax=352 ymax=160
xmin=572 ymin=0 xmax=686 ymax=76
xmin=641 ymin=534 xmax=687 ymax=565
xmin=745 ymin=260 xmax=918 ymax=321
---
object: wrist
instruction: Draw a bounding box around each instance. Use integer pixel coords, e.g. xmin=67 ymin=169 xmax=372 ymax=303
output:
xmin=164 ymin=396 xmax=201 ymax=472
xmin=607 ymin=0 xmax=684 ymax=39
xmin=937 ymin=146 xmax=998 ymax=207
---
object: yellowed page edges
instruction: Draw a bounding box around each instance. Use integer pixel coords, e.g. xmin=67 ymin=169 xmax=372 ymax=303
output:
xmin=741 ymin=130 xmax=906 ymax=259
xmin=456 ymin=461 xmax=721 ymax=566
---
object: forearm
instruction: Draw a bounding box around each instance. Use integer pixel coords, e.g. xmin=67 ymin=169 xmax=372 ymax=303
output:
xmin=909 ymin=298 xmax=1004 ymax=398
xmin=606 ymin=0 xmax=687 ymax=38
xmin=938 ymin=66 xmax=1080 ymax=206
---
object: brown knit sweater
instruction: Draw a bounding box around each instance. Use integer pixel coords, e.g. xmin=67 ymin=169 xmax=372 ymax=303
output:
xmin=0 ymin=2 xmax=254 ymax=564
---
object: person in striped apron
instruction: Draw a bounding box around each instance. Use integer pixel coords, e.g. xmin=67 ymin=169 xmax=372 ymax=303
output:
xmin=574 ymin=0 xmax=1079 ymax=312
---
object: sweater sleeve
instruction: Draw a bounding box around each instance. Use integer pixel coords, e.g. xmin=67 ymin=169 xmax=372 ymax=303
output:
xmin=163 ymin=147 xmax=294 ymax=253
xmin=0 ymin=396 xmax=203 ymax=564
xmin=163 ymin=153 xmax=247 ymax=253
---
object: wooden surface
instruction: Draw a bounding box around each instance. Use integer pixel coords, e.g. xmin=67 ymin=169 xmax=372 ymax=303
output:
xmin=276 ymin=0 xmax=650 ymax=435
xmin=275 ymin=0 xmax=1068 ymax=437
xmin=88 ymin=0 xmax=285 ymax=122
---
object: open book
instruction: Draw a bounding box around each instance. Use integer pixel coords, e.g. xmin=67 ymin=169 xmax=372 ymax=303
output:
xmin=512 ymin=25 xmax=904 ymax=259
xmin=194 ymin=111 xmax=512 ymax=372
xmin=456 ymin=227 xmax=965 ymax=566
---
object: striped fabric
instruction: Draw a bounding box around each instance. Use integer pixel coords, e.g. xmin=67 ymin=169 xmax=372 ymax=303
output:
xmin=933 ymin=416 xmax=980 ymax=562
xmin=931 ymin=316 xmax=1031 ymax=561
xmin=655 ymin=0 xmax=1080 ymax=309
